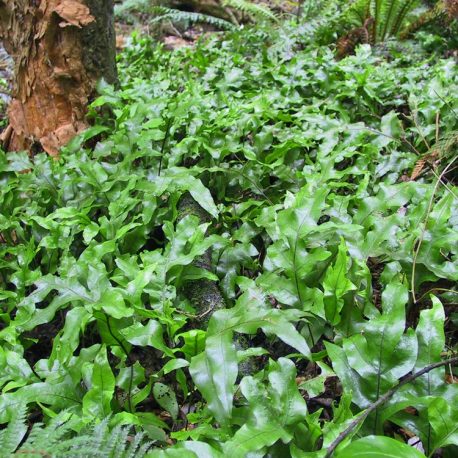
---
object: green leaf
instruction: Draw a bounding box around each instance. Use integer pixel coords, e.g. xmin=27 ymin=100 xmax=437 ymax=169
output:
xmin=412 ymin=296 xmax=446 ymax=396
xmin=131 ymin=376 xmax=153 ymax=409
xmin=163 ymin=169 xmax=218 ymax=218
xmin=335 ymin=436 xmax=425 ymax=458
xmin=99 ymin=289 xmax=133 ymax=319
xmin=267 ymin=358 xmax=308 ymax=426
xmin=120 ymin=320 xmax=174 ymax=357
xmin=162 ymin=358 xmax=190 ymax=375
xmin=323 ymin=239 xmax=356 ymax=324
xmin=376 ymin=111 xmax=402 ymax=147
xmin=82 ymin=345 xmax=115 ymax=420
xmin=189 ymin=288 xmax=311 ymax=424
xmin=189 ymin=326 xmax=238 ymax=425
xmin=175 ymin=330 xmax=206 ymax=359
xmin=326 ymin=283 xmax=417 ymax=431
xmin=153 ymin=382 xmax=179 ymax=420
xmin=5 ymin=152 xmax=33 ymax=172
xmin=222 ymin=358 xmax=306 ymax=457
xmin=429 ymin=394 xmax=458 ymax=452
xmin=298 ymin=362 xmax=335 ymax=398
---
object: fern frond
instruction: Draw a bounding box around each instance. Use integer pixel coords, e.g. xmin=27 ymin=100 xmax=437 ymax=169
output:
xmin=410 ymin=130 xmax=458 ymax=180
xmin=390 ymin=0 xmax=418 ymax=36
xmin=87 ymin=416 xmax=111 ymax=453
xmin=342 ymin=0 xmax=420 ymax=42
xmin=223 ymin=0 xmax=279 ymax=22
xmin=6 ymin=412 xmax=152 ymax=458
xmin=380 ymin=0 xmax=398 ymax=41
xmin=343 ymin=0 xmax=371 ymax=28
xmin=150 ymin=6 xmax=236 ymax=30
xmin=0 ymin=404 xmax=28 ymax=456
xmin=115 ymin=0 xmax=151 ymax=16
xmin=104 ymin=424 xmax=130 ymax=457
xmin=399 ymin=0 xmax=457 ymax=38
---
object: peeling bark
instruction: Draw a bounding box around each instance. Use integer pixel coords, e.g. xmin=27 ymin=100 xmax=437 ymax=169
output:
xmin=0 ymin=0 xmax=117 ymax=155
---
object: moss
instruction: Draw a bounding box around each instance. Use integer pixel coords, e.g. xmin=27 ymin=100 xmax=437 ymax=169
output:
xmin=177 ymin=192 xmax=212 ymax=224
xmin=82 ymin=0 xmax=118 ymax=85
xmin=177 ymin=193 xmax=257 ymax=375
xmin=186 ymin=278 xmax=225 ymax=323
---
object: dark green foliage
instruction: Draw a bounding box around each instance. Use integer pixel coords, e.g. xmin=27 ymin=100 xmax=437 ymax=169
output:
xmin=222 ymin=0 xmax=278 ymax=22
xmin=148 ymin=6 xmax=236 ymax=30
xmin=342 ymin=0 xmax=420 ymax=42
xmin=0 ymin=407 xmax=152 ymax=457
xmin=115 ymin=0 xmax=277 ymax=30
xmin=1 ymin=7 xmax=458 ymax=457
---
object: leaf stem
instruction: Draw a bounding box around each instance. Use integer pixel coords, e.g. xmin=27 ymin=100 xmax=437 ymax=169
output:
xmin=105 ymin=315 xmax=133 ymax=413
xmin=158 ymin=116 xmax=172 ymax=177
xmin=411 ymin=157 xmax=457 ymax=303
xmin=324 ymin=355 xmax=458 ymax=457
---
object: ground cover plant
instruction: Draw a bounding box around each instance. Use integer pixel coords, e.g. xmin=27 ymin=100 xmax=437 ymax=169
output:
xmin=1 ymin=2 xmax=458 ymax=456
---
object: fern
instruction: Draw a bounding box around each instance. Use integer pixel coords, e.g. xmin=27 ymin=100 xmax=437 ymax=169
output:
xmin=116 ymin=0 xmax=277 ymax=29
xmin=342 ymin=0 xmax=419 ymax=43
xmin=343 ymin=0 xmax=372 ymax=28
xmin=410 ymin=130 xmax=458 ymax=180
xmin=115 ymin=0 xmax=151 ymax=16
xmin=399 ymin=0 xmax=458 ymax=39
xmin=0 ymin=411 xmax=153 ymax=458
xmin=388 ymin=0 xmax=418 ymax=38
xmin=0 ymin=404 xmax=28 ymax=456
xmin=150 ymin=6 xmax=236 ymax=30
xmin=222 ymin=0 xmax=279 ymax=22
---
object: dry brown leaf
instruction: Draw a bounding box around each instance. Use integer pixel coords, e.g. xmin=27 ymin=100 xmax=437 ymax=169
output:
xmin=410 ymin=157 xmax=428 ymax=181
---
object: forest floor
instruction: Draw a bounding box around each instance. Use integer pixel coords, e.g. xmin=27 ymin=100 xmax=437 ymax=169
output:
xmin=1 ymin=6 xmax=458 ymax=458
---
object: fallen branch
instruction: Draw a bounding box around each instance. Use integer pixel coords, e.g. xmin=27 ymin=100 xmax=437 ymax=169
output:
xmin=178 ymin=193 xmax=256 ymax=375
xmin=325 ymin=355 xmax=458 ymax=458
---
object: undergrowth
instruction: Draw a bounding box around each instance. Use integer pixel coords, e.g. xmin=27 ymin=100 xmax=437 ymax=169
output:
xmin=1 ymin=10 xmax=457 ymax=458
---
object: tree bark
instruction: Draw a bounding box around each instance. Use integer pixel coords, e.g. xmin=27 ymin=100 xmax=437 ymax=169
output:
xmin=0 ymin=0 xmax=117 ymax=156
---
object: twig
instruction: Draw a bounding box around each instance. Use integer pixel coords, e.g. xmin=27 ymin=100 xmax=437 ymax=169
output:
xmin=296 ymin=0 xmax=305 ymax=22
xmin=324 ymin=355 xmax=458 ymax=458
xmin=410 ymin=107 xmax=430 ymax=150
xmin=416 ymin=287 xmax=458 ymax=303
xmin=411 ymin=157 xmax=457 ymax=303
xmin=105 ymin=315 xmax=133 ymax=413
xmin=158 ymin=116 xmax=172 ymax=176
xmin=432 ymin=89 xmax=458 ymax=120
xmin=435 ymin=112 xmax=440 ymax=144
xmin=349 ymin=123 xmax=456 ymax=198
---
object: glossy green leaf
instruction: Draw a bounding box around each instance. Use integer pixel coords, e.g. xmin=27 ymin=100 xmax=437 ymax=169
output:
xmin=326 ymin=283 xmax=417 ymax=432
xmin=153 ymin=382 xmax=179 ymax=420
xmin=189 ymin=328 xmax=238 ymax=425
xmin=323 ymin=239 xmax=356 ymax=324
xmin=120 ymin=320 xmax=174 ymax=357
xmin=429 ymin=394 xmax=458 ymax=452
xmin=335 ymin=436 xmax=425 ymax=458
xmin=82 ymin=345 xmax=115 ymax=420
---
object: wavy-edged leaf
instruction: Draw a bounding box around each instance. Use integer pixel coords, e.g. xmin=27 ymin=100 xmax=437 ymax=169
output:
xmin=82 ymin=345 xmax=115 ymax=420
xmin=335 ymin=435 xmax=425 ymax=458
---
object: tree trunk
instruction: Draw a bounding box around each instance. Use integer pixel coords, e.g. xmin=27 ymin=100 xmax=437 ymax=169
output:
xmin=0 ymin=0 xmax=117 ymax=156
